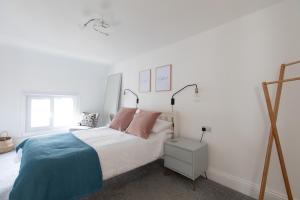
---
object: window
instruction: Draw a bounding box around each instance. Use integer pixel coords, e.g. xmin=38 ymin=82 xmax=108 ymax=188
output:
xmin=26 ymin=94 xmax=77 ymax=132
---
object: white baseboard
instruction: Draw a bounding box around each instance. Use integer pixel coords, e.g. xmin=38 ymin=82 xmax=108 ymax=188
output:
xmin=207 ymin=168 xmax=297 ymax=200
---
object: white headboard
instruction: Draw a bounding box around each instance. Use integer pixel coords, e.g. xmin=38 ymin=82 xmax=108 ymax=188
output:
xmin=158 ymin=112 xmax=178 ymax=138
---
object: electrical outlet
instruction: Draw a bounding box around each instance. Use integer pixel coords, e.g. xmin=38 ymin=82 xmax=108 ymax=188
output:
xmin=202 ymin=126 xmax=212 ymax=133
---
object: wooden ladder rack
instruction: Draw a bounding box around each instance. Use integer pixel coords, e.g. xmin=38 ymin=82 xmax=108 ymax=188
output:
xmin=259 ymin=60 xmax=300 ymax=200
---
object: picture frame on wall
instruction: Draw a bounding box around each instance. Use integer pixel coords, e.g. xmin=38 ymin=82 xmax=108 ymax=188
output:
xmin=155 ymin=64 xmax=172 ymax=91
xmin=139 ymin=69 xmax=151 ymax=93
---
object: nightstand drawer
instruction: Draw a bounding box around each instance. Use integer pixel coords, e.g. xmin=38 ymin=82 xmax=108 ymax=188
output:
xmin=165 ymin=144 xmax=193 ymax=164
xmin=164 ymin=156 xmax=193 ymax=178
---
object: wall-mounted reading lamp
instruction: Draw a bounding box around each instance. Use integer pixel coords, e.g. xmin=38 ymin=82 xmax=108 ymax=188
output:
xmin=171 ymin=84 xmax=198 ymax=109
xmin=124 ymin=89 xmax=139 ymax=108
xmin=170 ymin=84 xmax=199 ymax=139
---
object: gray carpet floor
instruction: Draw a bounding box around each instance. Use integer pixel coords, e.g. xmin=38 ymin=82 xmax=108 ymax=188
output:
xmin=84 ymin=160 xmax=255 ymax=200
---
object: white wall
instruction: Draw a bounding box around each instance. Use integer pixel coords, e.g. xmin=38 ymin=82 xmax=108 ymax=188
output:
xmin=0 ymin=43 xmax=109 ymax=139
xmin=110 ymin=0 xmax=300 ymax=199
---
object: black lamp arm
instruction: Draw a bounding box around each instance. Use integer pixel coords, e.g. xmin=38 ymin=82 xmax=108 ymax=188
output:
xmin=171 ymin=84 xmax=198 ymax=105
xmin=124 ymin=89 xmax=139 ymax=104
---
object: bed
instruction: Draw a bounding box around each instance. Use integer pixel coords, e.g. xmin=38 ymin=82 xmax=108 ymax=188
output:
xmin=5 ymin=112 xmax=175 ymax=200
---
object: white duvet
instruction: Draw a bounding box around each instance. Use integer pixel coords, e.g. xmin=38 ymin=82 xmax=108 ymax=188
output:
xmin=73 ymin=127 xmax=171 ymax=180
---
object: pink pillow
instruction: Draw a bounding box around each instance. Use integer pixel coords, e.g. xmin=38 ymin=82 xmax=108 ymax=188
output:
xmin=126 ymin=110 xmax=161 ymax=139
xmin=109 ymin=107 xmax=137 ymax=131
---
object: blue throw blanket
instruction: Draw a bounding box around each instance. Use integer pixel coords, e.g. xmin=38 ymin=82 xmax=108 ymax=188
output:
xmin=9 ymin=133 xmax=102 ymax=200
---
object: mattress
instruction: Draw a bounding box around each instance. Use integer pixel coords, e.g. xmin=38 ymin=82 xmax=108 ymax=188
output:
xmin=73 ymin=127 xmax=171 ymax=180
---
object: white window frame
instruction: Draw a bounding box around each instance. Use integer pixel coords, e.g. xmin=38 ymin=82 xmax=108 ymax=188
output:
xmin=25 ymin=94 xmax=79 ymax=133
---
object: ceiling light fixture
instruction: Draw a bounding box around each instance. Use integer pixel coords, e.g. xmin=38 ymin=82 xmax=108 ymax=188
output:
xmin=83 ymin=17 xmax=110 ymax=36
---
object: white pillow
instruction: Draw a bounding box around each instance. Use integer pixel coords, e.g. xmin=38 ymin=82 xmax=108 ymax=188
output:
xmin=151 ymin=119 xmax=172 ymax=133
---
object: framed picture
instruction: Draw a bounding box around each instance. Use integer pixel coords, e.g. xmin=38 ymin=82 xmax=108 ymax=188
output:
xmin=139 ymin=69 xmax=151 ymax=93
xmin=155 ymin=64 xmax=172 ymax=91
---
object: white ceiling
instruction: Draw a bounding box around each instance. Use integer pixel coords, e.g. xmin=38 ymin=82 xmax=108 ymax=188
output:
xmin=0 ymin=0 xmax=282 ymax=65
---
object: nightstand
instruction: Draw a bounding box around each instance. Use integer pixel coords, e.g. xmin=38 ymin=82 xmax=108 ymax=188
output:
xmin=164 ymin=137 xmax=208 ymax=190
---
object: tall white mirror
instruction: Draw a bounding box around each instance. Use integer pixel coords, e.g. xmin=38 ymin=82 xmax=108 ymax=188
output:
xmin=101 ymin=73 xmax=122 ymax=126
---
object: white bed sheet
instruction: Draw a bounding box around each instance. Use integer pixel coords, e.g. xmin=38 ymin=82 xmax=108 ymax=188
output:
xmin=0 ymin=152 xmax=20 ymax=200
xmin=73 ymin=127 xmax=171 ymax=180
